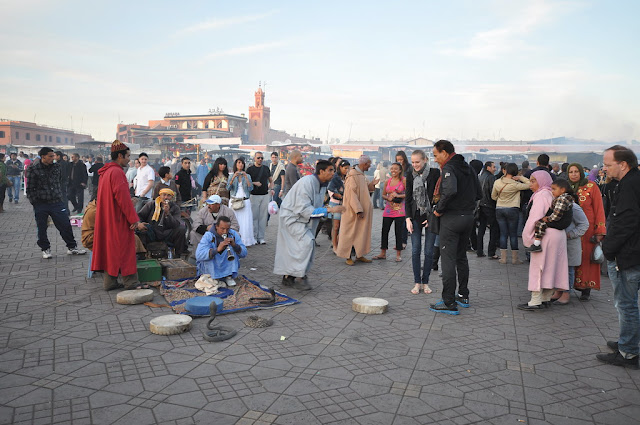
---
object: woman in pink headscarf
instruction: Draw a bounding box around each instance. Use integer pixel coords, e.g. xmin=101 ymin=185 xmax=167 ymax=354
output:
xmin=518 ymin=170 xmax=569 ymax=310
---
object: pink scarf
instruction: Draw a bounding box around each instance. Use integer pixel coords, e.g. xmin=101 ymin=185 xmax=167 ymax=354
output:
xmin=529 ymin=170 xmax=553 ymax=205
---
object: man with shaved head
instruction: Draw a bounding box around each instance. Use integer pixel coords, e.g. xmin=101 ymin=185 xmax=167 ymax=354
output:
xmin=283 ymin=149 xmax=303 ymax=197
xmin=335 ymin=155 xmax=379 ymax=265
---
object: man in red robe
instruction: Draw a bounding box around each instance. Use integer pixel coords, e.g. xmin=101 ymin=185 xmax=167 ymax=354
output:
xmin=91 ymin=140 xmax=147 ymax=290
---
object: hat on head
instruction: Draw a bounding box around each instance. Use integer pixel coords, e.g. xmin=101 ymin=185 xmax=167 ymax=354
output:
xmin=205 ymin=195 xmax=222 ymax=205
xmin=111 ymin=139 xmax=129 ymax=153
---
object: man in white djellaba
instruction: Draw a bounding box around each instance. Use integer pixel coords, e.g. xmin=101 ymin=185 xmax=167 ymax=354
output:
xmin=273 ymin=160 xmax=344 ymax=290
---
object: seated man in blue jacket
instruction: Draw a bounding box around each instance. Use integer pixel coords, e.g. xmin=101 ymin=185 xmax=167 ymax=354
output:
xmin=195 ymin=216 xmax=247 ymax=287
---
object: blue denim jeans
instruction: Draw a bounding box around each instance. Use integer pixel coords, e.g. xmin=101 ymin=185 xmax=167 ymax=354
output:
xmin=607 ymin=261 xmax=640 ymax=356
xmin=495 ymin=207 xmax=520 ymax=250
xmin=568 ymin=266 xmax=575 ymax=290
xmin=372 ymin=188 xmax=382 ymax=208
xmin=410 ymin=219 xmax=437 ymax=285
xmin=7 ymin=176 xmax=20 ymax=201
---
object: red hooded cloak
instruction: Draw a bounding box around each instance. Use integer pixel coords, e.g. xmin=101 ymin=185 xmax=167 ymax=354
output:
xmin=91 ymin=162 xmax=140 ymax=276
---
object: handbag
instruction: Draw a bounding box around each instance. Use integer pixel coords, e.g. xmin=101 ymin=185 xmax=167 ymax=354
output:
xmin=591 ymin=241 xmax=604 ymax=264
xmin=428 ymin=206 xmax=440 ymax=235
xmin=5 ymin=178 xmax=13 ymax=187
xmin=230 ymin=197 xmax=245 ymax=210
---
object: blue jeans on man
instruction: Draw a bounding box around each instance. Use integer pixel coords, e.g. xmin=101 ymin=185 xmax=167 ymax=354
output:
xmin=607 ymin=261 xmax=640 ymax=358
xmin=33 ymin=202 xmax=78 ymax=251
xmin=410 ymin=219 xmax=437 ymax=285
xmin=7 ymin=175 xmax=20 ymax=202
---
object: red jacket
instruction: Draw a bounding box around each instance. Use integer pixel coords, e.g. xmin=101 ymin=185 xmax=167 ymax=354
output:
xmin=91 ymin=162 xmax=139 ymax=276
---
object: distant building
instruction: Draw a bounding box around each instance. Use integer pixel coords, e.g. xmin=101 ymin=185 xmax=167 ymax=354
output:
xmin=0 ymin=120 xmax=94 ymax=146
xmin=117 ymin=112 xmax=248 ymax=147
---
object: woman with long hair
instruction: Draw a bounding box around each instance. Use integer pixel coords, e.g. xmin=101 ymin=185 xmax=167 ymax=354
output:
xmin=395 ymin=151 xmax=409 ymax=177
xmin=373 ymin=162 xmax=406 ymax=262
xmin=202 ymin=157 xmax=230 ymax=204
xmin=227 ymin=157 xmax=256 ymax=246
xmin=491 ymin=163 xmax=530 ymax=264
xmin=568 ymin=163 xmax=606 ymax=301
xmin=327 ymin=160 xmax=350 ymax=252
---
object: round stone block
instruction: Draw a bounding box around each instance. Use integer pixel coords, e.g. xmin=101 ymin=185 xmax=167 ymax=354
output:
xmin=150 ymin=315 xmax=192 ymax=335
xmin=116 ymin=289 xmax=154 ymax=305
xmin=352 ymin=297 xmax=389 ymax=314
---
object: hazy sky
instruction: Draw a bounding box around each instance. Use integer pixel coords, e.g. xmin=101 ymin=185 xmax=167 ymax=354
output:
xmin=1 ymin=0 xmax=638 ymax=143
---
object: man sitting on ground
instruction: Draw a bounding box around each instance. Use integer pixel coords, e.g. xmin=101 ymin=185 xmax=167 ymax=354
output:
xmin=191 ymin=194 xmax=239 ymax=248
xmin=137 ymin=188 xmax=187 ymax=257
xmin=195 ymin=216 xmax=247 ymax=287
xmin=152 ymin=166 xmax=181 ymax=204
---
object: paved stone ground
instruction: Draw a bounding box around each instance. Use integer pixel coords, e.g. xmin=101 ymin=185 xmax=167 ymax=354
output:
xmin=1 ymin=199 xmax=639 ymax=425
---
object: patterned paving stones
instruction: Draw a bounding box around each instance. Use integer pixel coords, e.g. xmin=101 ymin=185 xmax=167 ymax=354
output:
xmin=1 ymin=199 xmax=639 ymax=424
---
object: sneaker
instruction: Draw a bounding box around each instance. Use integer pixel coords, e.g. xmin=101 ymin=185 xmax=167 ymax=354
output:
xmin=525 ymin=245 xmax=542 ymax=253
xmin=14 ymin=200 xmax=18 ymax=204
xmin=607 ymin=341 xmax=619 ymax=351
xmin=258 ymin=239 xmax=266 ymax=245
xmin=429 ymin=300 xmax=459 ymax=315
xmin=67 ymin=247 xmax=87 ymax=255
xmin=596 ymin=351 xmax=639 ymax=369
xmin=42 ymin=249 xmax=53 ymax=259
xmin=225 ymin=277 xmax=237 ymax=287
xmin=8 ymin=198 xmax=12 ymax=203
xmin=455 ymin=294 xmax=469 ymax=308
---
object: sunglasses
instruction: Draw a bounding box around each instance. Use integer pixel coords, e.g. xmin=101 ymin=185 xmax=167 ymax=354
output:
xmin=256 ymin=157 xmax=263 ymax=159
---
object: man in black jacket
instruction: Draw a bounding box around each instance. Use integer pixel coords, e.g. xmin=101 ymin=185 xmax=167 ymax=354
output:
xmin=68 ymin=153 xmax=88 ymax=213
xmin=405 ymin=150 xmax=440 ymax=295
xmin=477 ymin=161 xmax=499 ymax=259
xmin=26 ymin=147 xmax=86 ymax=259
xmin=430 ymin=140 xmax=481 ymax=315
xmin=598 ymin=146 xmax=640 ymax=369
xmin=55 ymin=151 xmax=71 ymax=213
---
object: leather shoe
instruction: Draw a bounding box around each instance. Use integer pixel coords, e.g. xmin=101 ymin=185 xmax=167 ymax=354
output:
xmin=607 ymin=341 xmax=619 ymax=351
xmin=346 ymin=259 xmax=355 ymax=266
xmin=517 ymin=303 xmax=545 ymax=311
xmin=356 ymin=256 xmax=372 ymax=263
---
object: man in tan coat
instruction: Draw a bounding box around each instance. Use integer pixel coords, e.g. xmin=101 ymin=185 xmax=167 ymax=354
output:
xmin=336 ymin=155 xmax=379 ymax=265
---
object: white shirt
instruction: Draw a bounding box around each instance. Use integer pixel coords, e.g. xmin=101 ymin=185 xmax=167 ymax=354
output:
xmin=85 ymin=161 xmax=93 ymax=177
xmin=135 ymin=165 xmax=155 ymax=198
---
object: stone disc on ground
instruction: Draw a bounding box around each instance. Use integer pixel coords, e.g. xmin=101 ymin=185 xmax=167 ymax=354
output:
xmin=116 ymin=289 xmax=154 ymax=305
xmin=352 ymin=297 xmax=389 ymax=314
xmin=150 ymin=315 xmax=192 ymax=335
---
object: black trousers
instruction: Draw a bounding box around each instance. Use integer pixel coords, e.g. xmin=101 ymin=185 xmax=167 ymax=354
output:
xmin=139 ymin=226 xmax=187 ymax=256
xmin=381 ymin=216 xmax=404 ymax=251
xmin=68 ymin=185 xmax=84 ymax=212
xmin=476 ymin=206 xmax=499 ymax=256
xmin=33 ymin=201 xmax=77 ymax=251
xmin=0 ymin=184 xmax=5 ymax=208
xmin=439 ymin=214 xmax=474 ymax=306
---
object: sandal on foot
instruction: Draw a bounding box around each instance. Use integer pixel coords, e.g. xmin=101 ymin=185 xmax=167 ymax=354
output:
xmin=423 ymin=285 xmax=433 ymax=294
xmin=395 ymin=257 xmax=402 ymax=262
xmin=411 ymin=284 xmax=422 ymax=295
xmin=372 ymin=255 xmax=387 ymax=260
xmin=135 ymin=284 xmax=150 ymax=290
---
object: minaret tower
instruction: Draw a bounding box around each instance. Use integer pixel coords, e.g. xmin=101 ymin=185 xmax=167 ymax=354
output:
xmin=248 ymin=83 xmax=271 ymax=143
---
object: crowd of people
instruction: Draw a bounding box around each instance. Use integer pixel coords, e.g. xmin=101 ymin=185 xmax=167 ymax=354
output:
xmin=2 ymin=139 xmax=638 ymax=370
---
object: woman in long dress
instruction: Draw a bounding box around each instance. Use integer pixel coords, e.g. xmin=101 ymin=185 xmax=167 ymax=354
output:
xmin=568 ymin=163 xmax=606 ymax=301
xmin=518 ymin=171 xmax=569 ymax=310
xmin=227 ymin=158 xmax=256 ymax=247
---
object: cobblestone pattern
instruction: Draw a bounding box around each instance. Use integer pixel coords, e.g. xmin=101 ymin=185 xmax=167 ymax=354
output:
xmin=0 ymin=200 xmax=639 ymax=424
